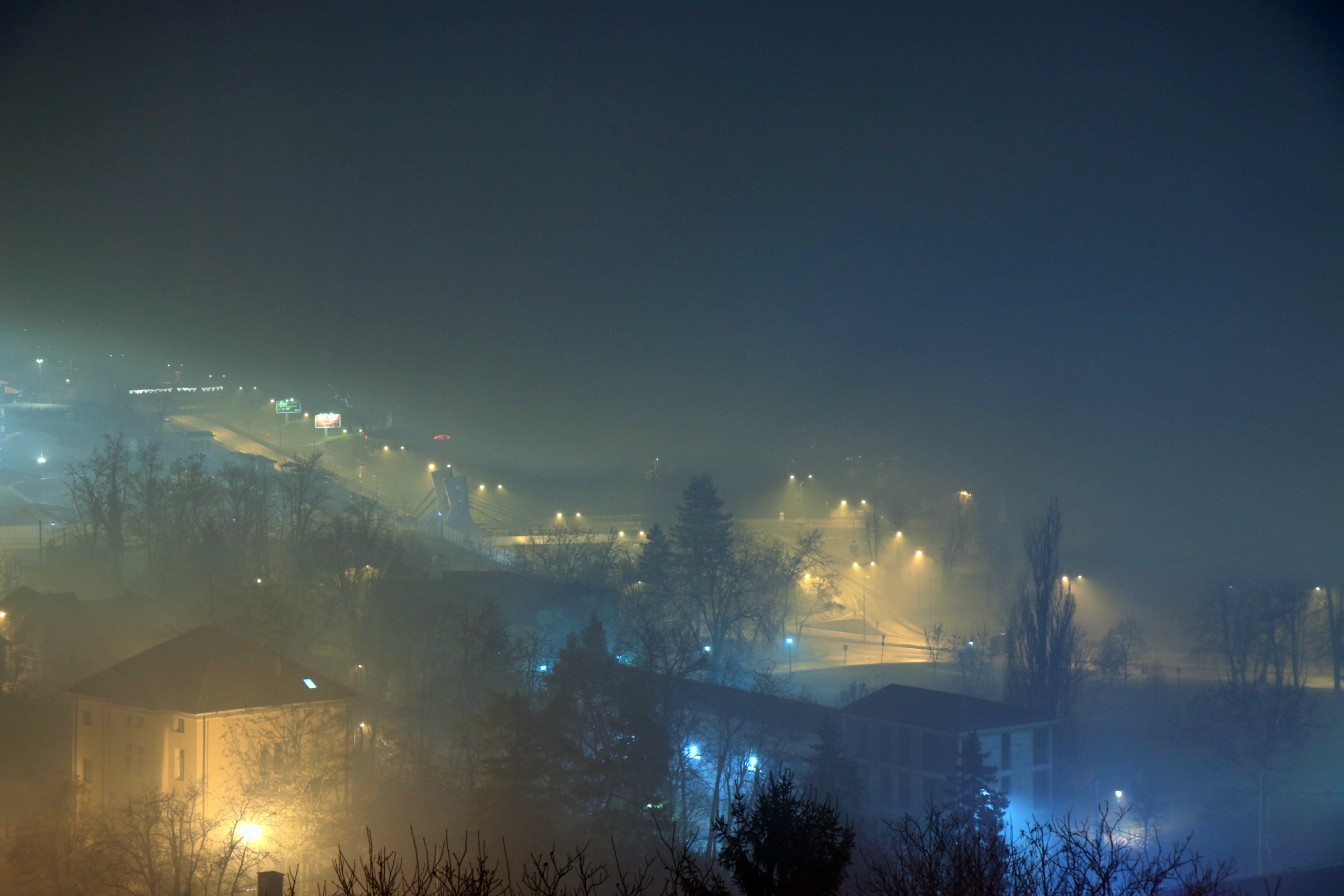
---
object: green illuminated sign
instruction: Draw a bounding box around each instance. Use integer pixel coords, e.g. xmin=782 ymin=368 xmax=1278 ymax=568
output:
xmin=276 ymin=399 xmax=301 ymax=414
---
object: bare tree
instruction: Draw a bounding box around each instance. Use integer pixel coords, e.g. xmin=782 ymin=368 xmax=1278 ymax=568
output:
xmin=65 ymin=433 xmax=133 ymax=569
xmin=1096 ymin=617 xmax=1148 ymax=683
xmin=128 ymin=441 xmax=168 ymax=568
xmin=276 ymin=451 xmax=335 ymax=573
xmin=1190 ymin=579 xmax=1312 ymax=874
xmin=952 ymin=626 xmax=996 ymax=691
xmin=85 ymin=786 xmax=269 ymax=896
xmin=864 ymin=804 xmax=1236 ymax=896
xmin=159 ymin=454 xmax=224 ymax=577
xmin=216 ymin=462 xmax=275 ymax=583
xmin=1002 ymin=500 xmax=1086 ymax=718
xmin=1316 ymin=584 xmax=1344 ymax=692
xmin=314 ymin=495 xmax=416 ymax=663
xmin=647 ymin=476 xmax=820 ymax=678
xmin=221 ymin=703 xmax=352 ymax=865
xmin=923 ymin=622 xmax=950 ymax=670
xmin=3 ymin=776 xmax=94 ymax=896
xmin=514 ymin=520 xmax=631 ymax=589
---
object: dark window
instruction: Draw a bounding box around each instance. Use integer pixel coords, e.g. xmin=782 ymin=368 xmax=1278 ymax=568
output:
xmin=880 ymin=768 xmax=893 ymax=804
xmin=922 ymin=733 xmax=955 ymax=772
xmin=1033 ymin=770 xmax=1050 ymax=807
xmin=175 ymin=748 xmax=186 ymax=781
xmin=897 ymin=728 xmax=912 ymax=766
xmin=1033 ymin=726 xmax=1049 ymax=765
xmin=172 ymin=717 xmax=185 ymax=734
xmin=1001 ymin=774 xmax=1012 ymax=795
xmin=1001 ymin=732 xmax=1012 ymax=770
xmin=81 ymin=709 xmax=92 ymax=726
xmin=898 ymin=771 xmax=912 ymax=810
xmin=878 ymin=726 xmax=892 ymax=763
xmin=82 ymin=758 xmax=93 ymax=784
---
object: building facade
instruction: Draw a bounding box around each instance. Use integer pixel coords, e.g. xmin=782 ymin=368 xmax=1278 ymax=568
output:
xmin=67 ymin=626 xmax=354 ymax=829
xmin=842 ymin=683 xmax=1055 ymax=820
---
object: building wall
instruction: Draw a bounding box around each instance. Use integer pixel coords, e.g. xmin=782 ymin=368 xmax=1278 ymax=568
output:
xmin=843 ymin=716 xmax=1054 ymax=820
xmin=71 ymin=697 xmax=190 ymax=809
xmin=71 ymin=696 xmax=351 ymax=826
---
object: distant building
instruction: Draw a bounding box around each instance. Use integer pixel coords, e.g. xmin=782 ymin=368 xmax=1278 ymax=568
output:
xmin=841 ymin=683 xmax=1055 ymax=819
xmin=67 ymin=626 xmax=355 ymax=829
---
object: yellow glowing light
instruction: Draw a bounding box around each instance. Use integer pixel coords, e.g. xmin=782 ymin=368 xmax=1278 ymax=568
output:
xmin=914 ymin=549 xmax=923 ymax=558
xmin=237 ymin=822 xmax=264 ymax=844
xmin=427 ymin=464 xmax=436 ymax=471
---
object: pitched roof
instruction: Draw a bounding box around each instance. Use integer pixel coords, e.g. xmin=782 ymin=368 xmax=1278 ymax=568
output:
xmin=843 ymin=684 xmax=1053 ymax=733
xmin=67 ymin=626 xmax=353 ymax=714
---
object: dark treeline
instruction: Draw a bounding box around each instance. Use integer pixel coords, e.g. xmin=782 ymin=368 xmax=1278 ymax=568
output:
xmin=2 ymin=443 xmax=1334 ymax=895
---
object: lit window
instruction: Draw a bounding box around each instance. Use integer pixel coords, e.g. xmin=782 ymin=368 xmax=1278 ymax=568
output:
xmin=82 ymin=709 xmax=92 ymax=726
xmin=302 ymin=678 xmax=317 ymax=689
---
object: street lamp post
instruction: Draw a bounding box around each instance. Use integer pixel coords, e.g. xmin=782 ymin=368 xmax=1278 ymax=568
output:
xmin=855 ymin=560 xmax=875 ymax=642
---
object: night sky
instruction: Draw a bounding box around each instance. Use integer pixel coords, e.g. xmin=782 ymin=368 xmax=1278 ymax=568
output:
xmin=2 ymin=1 xmax=1342 ymax=591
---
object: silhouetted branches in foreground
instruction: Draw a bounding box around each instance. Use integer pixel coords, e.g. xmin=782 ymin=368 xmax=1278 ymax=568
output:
xmin=297 ymin=802 xmax=1243 ymax=896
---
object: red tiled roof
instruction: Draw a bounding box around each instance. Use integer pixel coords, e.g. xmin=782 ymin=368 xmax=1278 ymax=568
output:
xmin=66 ymin=626 xmax=353 ymax=714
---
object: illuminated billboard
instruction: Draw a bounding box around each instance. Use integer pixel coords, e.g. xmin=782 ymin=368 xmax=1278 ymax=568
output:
xmin=314 ymin=413 xmax=341 ymax=429
xmin=275 ymin=399 xmax=301 ymax=414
